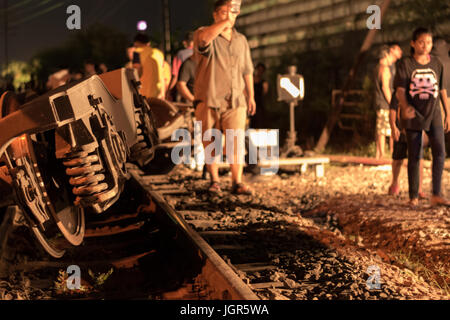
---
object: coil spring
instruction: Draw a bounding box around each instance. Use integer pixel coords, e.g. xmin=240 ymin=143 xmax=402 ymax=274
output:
xmin=131 ymin=116 xmax=153 ymax=162
xmin=62 ymin=149 xmax=108 ymax=206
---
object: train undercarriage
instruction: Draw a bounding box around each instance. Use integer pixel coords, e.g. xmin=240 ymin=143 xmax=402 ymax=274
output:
xmin=0 ymin=68 xmax=190 ymax=258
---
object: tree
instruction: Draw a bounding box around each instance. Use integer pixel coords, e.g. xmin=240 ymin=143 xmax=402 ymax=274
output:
xmin=32 ymin=24 xmax=129 ymax=87
xmin=1 ymin=61 xmax=32 ymax=91
xmin=396 ymin=0 xmax=450 ymax=35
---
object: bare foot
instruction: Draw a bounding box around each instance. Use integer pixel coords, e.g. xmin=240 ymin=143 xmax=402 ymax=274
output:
xmin=388 ymin=184 xmax=399 ymax=196
xmin=418 ymin=191 xmax=428 ymax=200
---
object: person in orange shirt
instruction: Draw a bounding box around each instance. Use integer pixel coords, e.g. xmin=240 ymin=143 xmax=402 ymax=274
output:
xmin=132 ymin=33 xmax=166 ymax=99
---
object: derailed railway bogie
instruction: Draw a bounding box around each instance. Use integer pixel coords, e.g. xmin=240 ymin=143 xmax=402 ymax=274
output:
xmin=0 ymin=68 xmax=162 ymax=258
xmin=140 ymin=98 xmax=190 ymax=175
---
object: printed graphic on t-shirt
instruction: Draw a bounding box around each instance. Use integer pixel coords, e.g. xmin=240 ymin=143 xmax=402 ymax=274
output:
xmin=409 ymin=68 xmax=439 ymax=100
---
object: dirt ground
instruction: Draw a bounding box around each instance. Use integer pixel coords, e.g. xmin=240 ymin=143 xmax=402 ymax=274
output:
xmin=0 ymin=161 xmax=449 ymax=300
xmin=171 ymin=162 xmax=450 ymax=300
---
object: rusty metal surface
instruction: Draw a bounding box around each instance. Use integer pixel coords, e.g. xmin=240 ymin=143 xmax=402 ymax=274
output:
xmin=0 ymin=69 xmax=164 ymax=258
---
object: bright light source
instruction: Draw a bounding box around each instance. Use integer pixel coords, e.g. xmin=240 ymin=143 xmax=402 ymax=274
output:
xmin=137 ymin=21 xmax=148 ymax=31
xmin=280 ymin=77 xmax=301 ymax=98
xmin=299 ymin=77 xmax=305 ymax=100
xmin=277 ymin=73 xmax=305 ymax=102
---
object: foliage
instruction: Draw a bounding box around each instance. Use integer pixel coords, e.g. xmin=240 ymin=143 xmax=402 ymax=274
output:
xmin=392 ymin=250 xmax=450 ymax=295
xmin=32 ymin=24 xmax=129 ymax=86
xmin=53 ymin=269 xmax=88 ymax=294
xmin=1 ymin=61 xmax=33 ymax=91
xmin=395 ymin=0 xmax=450 ymax=34
xmin=67 ymin=24 xmax=129 ymax=69
xmin=88 ymin=268 xmax=114 ymax=287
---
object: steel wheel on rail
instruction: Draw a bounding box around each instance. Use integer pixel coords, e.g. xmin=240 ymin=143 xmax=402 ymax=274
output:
xmin=0 ymin=92 xmax=85 ymax=258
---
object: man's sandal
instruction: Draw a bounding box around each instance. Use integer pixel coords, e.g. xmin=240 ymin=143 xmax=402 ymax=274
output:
xmin=231 ymin=183 xmax=253 ymax=195
xmin=208 ymin=181 xmax=222 ymax=195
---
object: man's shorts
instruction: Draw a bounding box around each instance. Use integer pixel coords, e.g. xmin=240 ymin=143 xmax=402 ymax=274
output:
xmin=194 ymin=102 xmax=247 ymax=143
xmin=376 ymin=109 xmax=391 ymax=137
xmin=392 ymin=132 xmax=427 ymax=161
xmin=392 ymin=133 xmax=408 ymax=160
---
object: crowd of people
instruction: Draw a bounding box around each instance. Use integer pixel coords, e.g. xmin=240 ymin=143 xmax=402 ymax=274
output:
xmin=45 ymin=60 xmax=110 ymax=91
xmin=1 ymin=0 xmax=449 ymax=205
xmin=182 ymin=0 xmax=449 ymax=203
xmin=373 ymin=28 xmax=450 ymax=206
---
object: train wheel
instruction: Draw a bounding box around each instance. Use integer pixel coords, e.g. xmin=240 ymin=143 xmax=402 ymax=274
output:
xmin=35 ymin=135 xmax=86 ymax=247
xmin=1 ymin=92 xmax=85 ymax=257
xmin=7 ymin=135 xmax=79 ymax=257
xmin=30 ymin=225 xmax=66 ymax=259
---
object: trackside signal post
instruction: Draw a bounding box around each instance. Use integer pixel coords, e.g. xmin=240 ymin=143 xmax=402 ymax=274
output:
xmin=277 ymin=65 xmax=305 ymax=157
xmin=270 ymin=66 xmax=329 ymax=178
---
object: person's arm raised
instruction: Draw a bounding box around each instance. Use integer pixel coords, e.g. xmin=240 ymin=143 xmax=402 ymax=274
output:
xmin=197 ymin=20 xmax=232 ymax=48
xmin=197 ymin=5 xmax=235 ymax=48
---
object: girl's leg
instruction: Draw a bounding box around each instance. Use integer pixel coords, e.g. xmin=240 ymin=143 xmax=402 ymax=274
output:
xmin=427 ymin=123 xmax=445 ymax=197
xmin=405 ymin=130 xmax=423 ymax=200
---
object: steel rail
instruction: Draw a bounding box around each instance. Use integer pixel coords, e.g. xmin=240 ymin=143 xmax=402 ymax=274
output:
xmin=129 ymin=169 xmax=259 ymax=300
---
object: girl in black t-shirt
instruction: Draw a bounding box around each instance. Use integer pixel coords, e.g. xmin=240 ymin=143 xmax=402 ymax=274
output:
xmin=394 ymin=27 xmax=450 ymax=206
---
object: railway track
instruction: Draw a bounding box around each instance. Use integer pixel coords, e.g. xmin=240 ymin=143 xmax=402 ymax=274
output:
xmin=0 ymin=164 xmax=258 ymax=300
xmin=4 ymin=159 xmax=442 ymax=301
xmin=136 ymin=166 xmax=332 ymax=300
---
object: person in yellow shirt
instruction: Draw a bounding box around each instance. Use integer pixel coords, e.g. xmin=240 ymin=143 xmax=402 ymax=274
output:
xmin=162 ymin=60 xmax=171 ymax=99
xmin=133 ymin=33 xmax=166 ymax=99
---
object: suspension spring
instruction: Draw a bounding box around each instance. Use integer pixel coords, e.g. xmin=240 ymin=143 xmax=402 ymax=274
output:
xmin=62 ymin=148 xmax=108 ymax=206
xmin=131 ymin=114 xmax=153 ymax=163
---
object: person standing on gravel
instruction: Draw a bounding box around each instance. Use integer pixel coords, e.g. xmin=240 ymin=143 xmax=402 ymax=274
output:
xmin=395 ymin=27 xmax=450 ymax=207
xmin=388 ymin=89 xmax=428 ymax=198
xmin=373 ymin=44 xmax=403 ymax=159
xmin=193 ymin=0 xmax=256 ymax=196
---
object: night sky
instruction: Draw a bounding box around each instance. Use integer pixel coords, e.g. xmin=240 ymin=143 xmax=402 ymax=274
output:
xmin=1 ymin=0 xmax=212 ymax=63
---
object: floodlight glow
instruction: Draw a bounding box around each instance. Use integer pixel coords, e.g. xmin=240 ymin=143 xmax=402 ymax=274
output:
xmin=137 ymin=21 xmax=148 ymax=31
xmin=299 ymin=77 xmax=305 ymax=99
xmin=280 ymin=77 xmax=301 ymax=98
